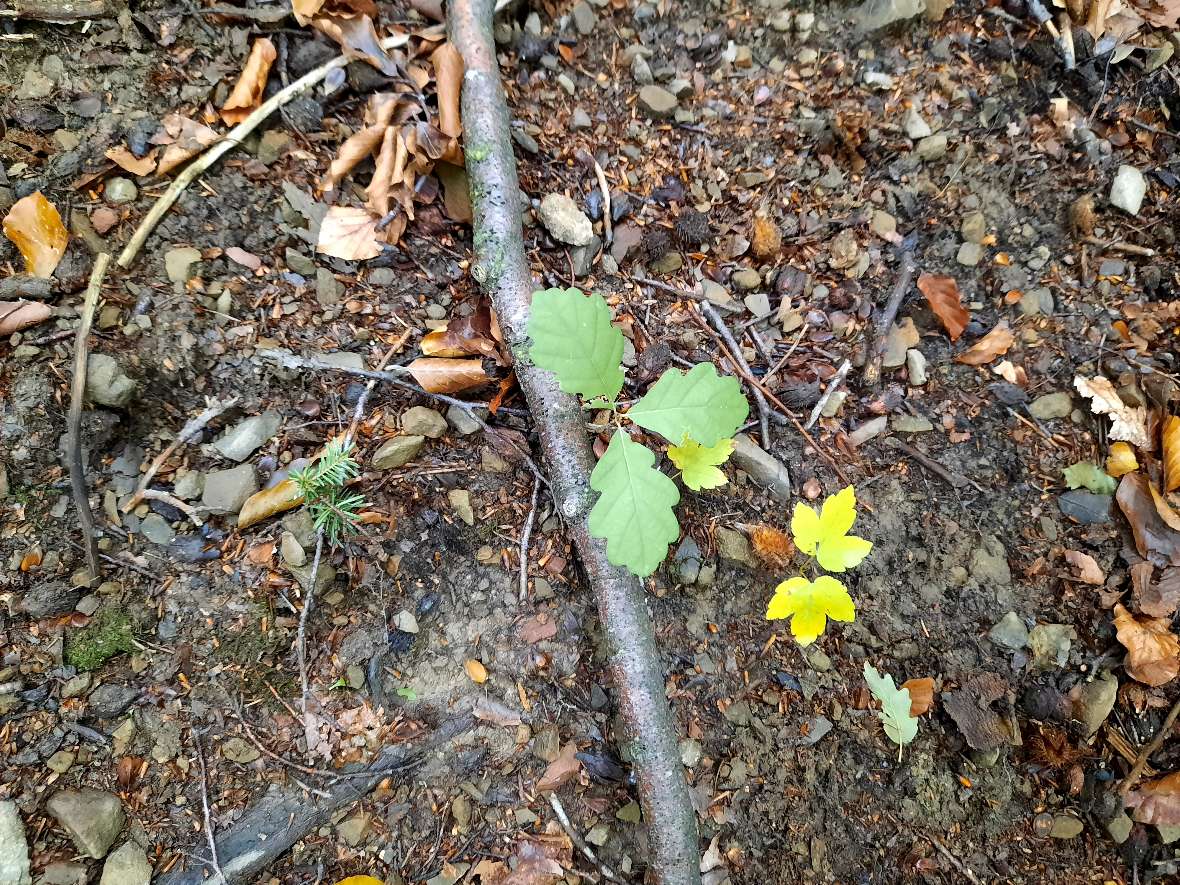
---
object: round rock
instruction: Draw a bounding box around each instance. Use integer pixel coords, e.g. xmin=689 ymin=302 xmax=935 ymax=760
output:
xmin=538 ymin=193 xmax=593 ymax=246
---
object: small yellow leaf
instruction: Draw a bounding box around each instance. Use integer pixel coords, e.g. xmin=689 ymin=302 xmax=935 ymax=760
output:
xmin=667 ymin=435 xmax=734 ymax=490
xmin=1106 ymin=441 xmax=1139 ymax=478
xmin=790 ymin=486 xmax=872 ymax=573
xmin=334 ymin=877 xmax=385 ymax=885
xmin=3 ymin=191 xmax=68 ymax=278
xmin=1164 ymin=417 xmax=1180 ymax=493
xmin=464 ymin=659 xmax=488 ymax=684
xmin=765 ymin=575 xmax=855 ymax=645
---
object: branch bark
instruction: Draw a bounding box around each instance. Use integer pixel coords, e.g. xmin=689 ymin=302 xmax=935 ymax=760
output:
xmin=447 ymin=1 xmax=701 ymax=880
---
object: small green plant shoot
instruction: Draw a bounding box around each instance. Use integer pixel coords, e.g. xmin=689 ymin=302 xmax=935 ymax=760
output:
xmin=291 ymin=437 xmax=365 ymax=545
xmin=863 ymin=662 xmax=919 ymax=758
xmin=765 ymin=486 xmax=871 ymax=646
xmin=527 ymin=287 xmax=749 ymax=577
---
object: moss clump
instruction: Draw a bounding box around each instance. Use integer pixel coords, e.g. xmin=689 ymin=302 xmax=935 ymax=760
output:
xmin=65 ymin=608 xmax=137 ymax=671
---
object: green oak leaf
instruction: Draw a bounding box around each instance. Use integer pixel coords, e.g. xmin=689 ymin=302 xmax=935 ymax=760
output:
xmin=668 ymin=435 xmax=735 ymax=491
xmin=628 ymin=363 xmax=749 ymax=447
xmin=863 ymin=663 xmax=918 ymax=756
xmin=527 ymin=287 xmax=624 ymax=401
xmin=1063 ymin=461 xmax=1117 ymax=495
xmin=589 ymin=430 xmax=681 ymax=577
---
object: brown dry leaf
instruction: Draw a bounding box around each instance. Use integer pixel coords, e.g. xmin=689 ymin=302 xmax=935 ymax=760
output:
xmin=1117 ymin=473 xmax=1180 ymax=567
xmin=431 ymin=42 xmax=464 ymax=139
xmin=436 ymin=162 xmax=472 ymax=223
xmin=955 ymin=321 xmax=1014 ymax=366
xmin=407 ymin=357 xmax=488 ymax=394
xmin=536 ymin=741 xmax=581 ymax=792
xmin=365 ymin=126 xmax=396 ymax=216
xmin=1107 ymin=441 xmax=1140 ymax=478
xmin=1064 ymin=550 xmax=1105 ymax=585
xmin=246 ymin=540 xmax=276 ymax=565
xmin=1139 ymin=566 xmax=1180 ymax=619
xmin=105 ymin=146 xmax=156 ymax=176
xmin=1113 ymin=603 xmax=1180 ymax=686
xmin=221 ymin=38 xmax=277 ymax=125
xmin=472 ymin=696 xmax=523 ymax=727
xmin=321 ymin=125 xmax=388 ymax=196
xmin=0 ymin=300 xmax=52 ymax=335
xmin=518 ymin=612 xmax=558 ymax=644
xmin=1127 ymin=771 xmax=1180 ymax=826
xmin=1164 ymin=416 xmax=1180 ymax=493
xmin=116 ymin=756 xmax=144 ymax=788
xmin=751 ymin=525 xmax=795 ymax=567
xmin=291 ymin=0 xmax=327 ymax=24
xmin=917 ymin=273 xmax=970 ymax=342
xmin=942 ymin=673 xmax=1012 ymax=750
xmin=313 ymin=15 xmax=398 ymax=76
xmin=420 ymin=302 xmax=501 ymax=362
xmin=1150 ymin=483 xmax=1180 ymax=534
xmin=901 ymin=677 xmax=935 ymax=716
xmin=237 ymin=479 xmax=304 ymax=530
xmin=153 ymin=114 xmax=220 ymax=175
xmin=316 ymin=206 xmax=383 ymax=261
xmin=1074 ymin=375 xmax=1150 ymax=449
xmin=3 ymin=192 xmax=69 ymax=278
xmin=225 ymin=246 xmax=262 ymax=271
xmin=464 ymin=659 xmax=488 ymax=684
xmin=1130 ymin=0 xmax=1180 ymax=28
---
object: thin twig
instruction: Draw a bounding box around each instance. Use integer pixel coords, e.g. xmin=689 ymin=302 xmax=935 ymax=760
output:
xmin=862 ymin=251 xmax=916 ymax=390
xmin=116 ymin=34 xmax=410 ymax=269
xmin=66 ymin=252 xmax=111 ymax=582
xmin=192 ymin=729 xmax=226 ymax=885
xmin=518 ymin=475 xmax=540 ymax=603
xmin=1082 ymin=236 xmax=1156 ymax=257
xmin=805 ymin=359 xmax=851 ymax=429
xmin=926 ymin=832 xmax=983 ymax=885
xmin=1121 ymin=696 xmax=1180 ymax=795
xmin=592 ymin=158 xmax=612 ymax=246
xmin=884 ymin=436 xmax=982 ymax=492
xmin=138 ymin=489 xmax=205 ymax=525
xmin=124 ymin=397 xmax=240 ymax=512
xmin=696 ymin=302 xmax=772 ymax=451
xmin=547 ymin=793 xmax=625 ymax=883
xmin=298 ymin=533 xmax=325 ymax=758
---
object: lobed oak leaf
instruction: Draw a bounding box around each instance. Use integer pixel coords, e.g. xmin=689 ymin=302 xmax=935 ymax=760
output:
xmin=917 ymin=273 xmax=969 ymax=342
xmin=1113 ymin=603 xmax=1180 ymax=686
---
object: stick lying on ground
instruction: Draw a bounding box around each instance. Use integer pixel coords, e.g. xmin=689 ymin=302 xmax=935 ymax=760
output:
xmin=448 ymin=0 xmax=701 ymax=880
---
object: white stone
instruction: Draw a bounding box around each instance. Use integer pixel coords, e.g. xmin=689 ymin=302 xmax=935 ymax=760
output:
xmin=1109 ymin=165 xmax=1146 ymax=216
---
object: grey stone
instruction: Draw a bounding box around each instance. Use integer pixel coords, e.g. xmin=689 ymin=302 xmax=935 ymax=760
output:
xmin=317 ymin=351 xmax=364 ymax=371
xmin=220 ymin=736 xmax=260 ymax=764
xmin=1029 ymin=392 xmax=1072 ymax=420
xmin=315 ymin=267 xmax=342 ymax=306
xmin=201 ymin=464 xmax=258 ymax=515
xmin=667 ymin=78 xmax=693 ymax=98
xmin=570 ymin=107 xmax=592 ymax=130
xmin=139 ymin=513 xmax=174 ymax=546
xmin=17 ymin=66 xmax=54 ymax=100
xmin=216 ymin=415 xmax=281 ymax=464
xmin=849 ymin=415 xmax=888 ymax=446
xmin=969 ymin=536 xmax=1010 ymax=585
xmin=744 ymin=292 xmax=772 ymax=318
xmin=1019 ymin=287 xmax=1054 ymax=316
xmin=172 ymin=470 xmax=204 ymax=500
xmin=46 ymin=789 xmax=125 ymax=858
xmin=0 ymin=801 xmax=31 ymax=885
xmin=571 ymin=1 xmax=596 ymax=34
xmin=1075 ymin=671 xmax=1117 ymax=737
xmin=732 ymin=269 xmax=761 ymax=291
xmin=701 ymin=279 xmax=731 ymax=306
xmin=99 ymin=843 xmax=150 ymax=885
xmin=650 ymin=252 xmax=682 ymax=274
xmin=570 ymin=234 xmax=602 ymax=277
xmin=1109 ymin=165 xmax=1146 ymax=216
xmin=335 ymin=813 xmax=368 ymax=848
xmin=1106 ymin=812 xmax=1133 ymax=844
xmin=36 ymin=862 xmax=87 ymax=885
xmin=679 ymin=738 xmax=702 ymax=767
xmin=287 ymin=559 xmax=335 ymax=595
xmin=86 ymin=354 xmax=137 ymax=408
xmin=956 ymin=242 xmax=984 ymax=266
xmin=257 ymin=130 xmax=290 ymax=165
xmin=903 ymin=107 xmax=932 ymax=139
xmin=395 ymin=610 xmax=419 ymax=633
xmin=280 ymin=531 xmax=306 ymax=567
xmin=960 ymin=210 xmax=987 ymax=244
xmin=673 ymin=536 xmax=702 ymax=585
xmin=61 ymin=673 xmax=91 ymax=699
xmin=401 ymin=406 xmax=448 ymax=439
xmin=988 ymin=612 xmax=1028 ymax=649
xmin=854 ymin=0 xmax=924 ymax=30
xmin=538 ymin=193 xmax=593 ymax=246
xmin=372 ymin=436 xmax=425 ymax=469
xmin=1098 ymin=259 xmax=1126 ymax=277
xmin=1029 ymin=623 xmax=1076 ymax=669
xmin=637 ymin=85 xmax=678 ymax=119
xmin=883 ymin=318 xmax=919 ymax=368
xmin=448 ymin=489 xmax=474 ymax=526
xmin=104 ymin=178 xmax=137 ymax=205
xmin=716 ymin=527 xmax=754 ymax=566
xmin=892 ymin=414 xmax=933 ymax=433
xmin=446 ymin=404 xmax=483 ymax=435
xmin=285 ymin=248 xmax=316 ymax=276
xmin=164 ymin=247 xmax=201 ymax=284
xmin=916 ymin=134 xmax=948 ymax=161
xmin=870 ymin=210 xmax=897 ymax=239
xmin=731 ymin=434 xmax=792 ymax=502
xmin=862 ymin=71 xmax=894 ymax=90
xmin=631 ymin=54 xmax=654 ymax=85
xmin=87 ymin=684 xmax=138 ymax=718
xmin=906 ymin=349 xmax=928 ymax=385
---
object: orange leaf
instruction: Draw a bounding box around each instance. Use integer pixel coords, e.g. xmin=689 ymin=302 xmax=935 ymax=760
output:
xmin=431 ymin=43 xmax=464 ymax=139
xmin=955 ymin=321 xmax=1014 ymax=366
xmin=464 ymin=659 xmax=488 ymax=684
xmin=316 ymin=206 xmax=383 ymax=261
xmin=105 ymin=146 xmax=157 ymax=176
xmin=153 ymin=114 xmax=220 ymax=176
xmin=220 ymin=38 xmax=277 ymax=125
xmin=901 ymin=676 xmax=935 ymax=716
xmin=0 ymin=300 xmax=52 ymax=335
xmin=1150 ymin=483 xmax=1180 ymax=534
xmin=292 ymin=0 xmax=327 ymax=25
xmin=246 ymin=540 xmax=276 ymax=565
xmin=1064 ymin=549 xmax=1104 ymax=585
xmin=3 ymin=192 xmax=68 ymax=278
xmin=1113 ymin=603 xmax=1180 ymax=686
xmin=536 ymin=741 xmax=581 ymax=792
xmin=406 ymin=357 xmax=488 ymax=394
xmin=1164 ymin=416 xmax=1180 ymax=493
xmin=419 ymin=301 xmax=501 ymax=362
xmin=237 ymin=479 xmax=304 ymax=530
xmin=917 ymin=273 xmax=969 ymax=342
xmin=1107 ymin=441 xmax=1139 ymax=478
xmin=116 ymin=756 xmax=145 ymax=788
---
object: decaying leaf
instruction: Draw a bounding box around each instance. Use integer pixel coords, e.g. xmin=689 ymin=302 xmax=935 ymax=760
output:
xmin=1137 ymin=565 xmax=1180 ymax=619
xmin=1107 ymin=441 xmax=1140 ymax=478
xmin=105 ymin=146 xmax=157 ymax=176
xmin=472 ymin=696 xmax=522 ymax=727
xmin=1064 ymin=549 xmax=1105 ymax=585
xmin=901 ymin=676 xmax=935 ymax=716
xmin=0 ymin=300 xmax=52 ymax=335
xmin=407 ymin=357 xmax=488 ymax=394
xmin=863 ymin=663 xmax=919 ymax=752
xmin=153 ymin=114 xmax=220 ymax=175
xmin=316 ymin=206 xmax=383 ymax=261
xmin=1130 ymin=0 xmax=1180 ymax=28
xmin=420 ymin=302 xmax=501 ymax=362
xmin=1074 ymin=375 xmax=1150 ymax=448
xmin=431 ymin=42 xmax=464 ymax=139
xmin=955 ymin=321 xmax=1014 ymax=366
xmin=436 ymin=162 xmax=473 ymax=222
xmin=917 ymin=273 xmax=969 ymax=342
xmin=220 ymin=38 xmax=276 ymax=125
xmin=3 ymin=192 xmax=69 ymax=278
xmin=942 ymin=673 xmax=1012 ymax=750
xmin=1165 ymin=416 xmax=1180 ymax=493
xmin=237 ymin=479 xmax=304 ymax=529
xmin=313 ymin=15 xmax=398 ymax=76
xmin=536 ymin=741 xmax=581 ymax=792
xmin=1117 ymin=473 xmax=1180 ymax=567
xmin=1113 ymin=603 xmax=1180 ymax=686
xmin=1150 ymin=483 xmax=1180 ymax=534
xmin=291 ymin=0 xmax=328 ymax=24
xmin=1127 ymin=771 xmax=1180 ymax=826
xmin=116 ymin=756 xmax=145 ymax=788
xmin=480 ymin=831 xmax=572 ymax=885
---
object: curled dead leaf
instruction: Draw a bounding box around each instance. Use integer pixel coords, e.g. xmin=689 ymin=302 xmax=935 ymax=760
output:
xmin=105 ymin=146 xmax=157 ymax=176
xmin=116 ymin=756 xmax=145 ymax=788
xmin=316 ymin=206 xmax=383 ymax=261
xmin=237 ymin=479 xmax=304 ymax=530
xmin=1117 ymin=473 xmax=1180 ymax=567
xmin=1127 ymin=771 xmax=1180 ymax=826
xmin=917 ymin=273 xmax=970 ymax=342
xmin=431 ymin=42 xmax=464 ymax=139
xmin=1114 ymin=603 xmax=1180 ymax=686
xmin=0 ymin=300 xmax=52 ymax=335
xmin=1075 ymin=375 xmax=1150 ymax=449
xmin=1164 ymin=416 xmax=1180 ymax=493
xmin=955 ymin=320 xmax=1014 ymax=366
xmin=365 ymin=126 xmax=397 ymax=217
xmin=901 ymin=676 xmax=935 ymax=716
xmin=420 ymin=302 xmax=501 ymax=362
xmin=1150 ymin=483 xmax=1180 ymax=534
xmin=472 ymin=696 xmax=522 ymax=727
xmin=3 ymin=192 xmax=69 ymax=278
xmin=1064 ymin=549 xmax=1105 ymax=585
xmin=153 ymin=115 xmax=220 ymax=175
xmin=536 ymin=741 xmax=581 ymax=792
xmin=312 ymin=15 xmax=398 ymax=76
xmin=407 ymin=357 xmax=488 ymax=394
xmin=1138 ymin=565 xmax=1180 ymax=619
xmin=246 ymin=540 xmax=276 ymax=565
xmin=221 ymin=38 xmax=277 ymax=125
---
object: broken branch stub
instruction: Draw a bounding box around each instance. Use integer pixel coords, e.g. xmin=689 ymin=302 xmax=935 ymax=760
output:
xmin=446 ymin=0 xmax=701 ymax=880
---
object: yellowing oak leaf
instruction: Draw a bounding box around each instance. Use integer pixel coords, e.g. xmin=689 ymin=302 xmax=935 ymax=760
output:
xmin=668 ymin=435 xmax=734 ymax=490
xmin=791 ymin=485 xmax=872 ymax=572
xmin=1074 ymin=375 xmax=1150 ymax=449
xmin=766 ymin=575 xmax=855 ymax=645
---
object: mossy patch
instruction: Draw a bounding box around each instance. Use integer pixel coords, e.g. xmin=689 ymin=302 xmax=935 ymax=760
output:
xmin=65 ymin=608 xmax=137 ymax=671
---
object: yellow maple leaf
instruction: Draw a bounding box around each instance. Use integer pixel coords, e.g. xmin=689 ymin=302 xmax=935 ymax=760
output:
xmin=668 ymin=435 xmax=735 ymax=491
xmin=791 ymin=485 xmax=872 ymax=572
xmin=766 ymin=575 xmax=855 ymax=645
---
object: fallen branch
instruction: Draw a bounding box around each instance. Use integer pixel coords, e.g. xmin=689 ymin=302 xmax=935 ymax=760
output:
xmin=696 ymin=302 xmax=773 ymax=452
xmin=65 ymin=252 xmax=111 ymax=582
xmin=0 ymin=0 xmax=105 ymax=20
xmin=158 ymin=712 xmax=474 ymax=885
xmin=448 ymin=0 xmax=701 ymax=880
xmin=547 ymin=793 xmax=624 ymax=884
xmin=883 ymin=436 xmax=981 ymax=492
xmin=117 ymin=33 xmax=410 ymax=269
xmin=1120 ymin=695 xmax=1180 ymax=796
xmin=861 ymin=251 xmax=916 ymax=391
xmin=297 ymin=533 xmax=325 ymax=757
xmin=806 ymin=359 xmax=850 ymax=430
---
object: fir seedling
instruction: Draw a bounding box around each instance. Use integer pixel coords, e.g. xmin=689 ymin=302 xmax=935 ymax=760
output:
xmin=291 ymin=437 xmax=365 ymax=545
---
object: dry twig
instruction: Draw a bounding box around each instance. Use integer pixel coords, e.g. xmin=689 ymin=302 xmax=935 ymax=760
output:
xmin=519 ymin=475 xmax=540 ymax=603
xmin=547 ymin=793 xmax=625 ymax=883
xmin=862 ymin=251 xmax=916 ymax=390
xmin=192 ymin=729 xmax=226 ymax=885
xmin=1120 ymin=695 xmax=1180 ymax=795
xmin=806 ymin=359 xmax=850 ymax=430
